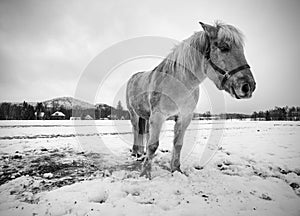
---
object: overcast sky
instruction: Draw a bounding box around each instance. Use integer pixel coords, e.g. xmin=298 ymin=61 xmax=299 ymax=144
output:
xmin=0 ymin=0 xmax=299 ymax=114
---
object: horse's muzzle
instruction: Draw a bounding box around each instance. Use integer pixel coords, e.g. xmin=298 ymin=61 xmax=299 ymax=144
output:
xmin=233 ymin=80 xmax=256 ymax=99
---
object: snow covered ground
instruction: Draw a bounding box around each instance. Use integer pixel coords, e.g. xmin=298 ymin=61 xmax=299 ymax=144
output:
xmin=0 ymin=120 xmax=299 ymax=216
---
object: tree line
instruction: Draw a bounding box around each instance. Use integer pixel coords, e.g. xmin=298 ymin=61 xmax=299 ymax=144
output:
xmin=95 ymin=101 xmax=130 ymax=120
xmin=0 ymin=101 xmax=129 ymax=120
xmin=0 ymin=102 xmax=72 ymax=120
xmin=194 ymin=106 xmax=300 ymax=121
xmin=251 ymin=106 xmax=300 ymax=121
xmin=0 ymin=101 xmax=299 ymax=121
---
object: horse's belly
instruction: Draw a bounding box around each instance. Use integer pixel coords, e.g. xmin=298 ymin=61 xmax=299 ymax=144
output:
xmin=127 ymin=72 xmax=151 ymax=119
xmin=131 ymin=93 xmax=151 ymax=119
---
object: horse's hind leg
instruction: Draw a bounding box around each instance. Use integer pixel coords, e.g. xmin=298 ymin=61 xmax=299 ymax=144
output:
xmin=171 ymin=114 xmax=193 ymax=172
xmin=128 ymin=109 xmax=145 ymax=157
xmin=140 ymin=112 xmax=164 ymax=179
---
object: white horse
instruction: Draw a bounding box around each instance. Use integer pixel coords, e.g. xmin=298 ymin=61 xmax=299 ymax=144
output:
xmin=126 ymin=21 xmax=256 ymax=178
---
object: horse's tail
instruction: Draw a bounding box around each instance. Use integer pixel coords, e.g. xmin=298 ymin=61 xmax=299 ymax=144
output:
xmin=138 ymin=117 xmax=147 ymax=135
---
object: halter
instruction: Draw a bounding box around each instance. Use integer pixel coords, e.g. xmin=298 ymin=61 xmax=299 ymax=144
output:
xmin=204 ymin=35 xmax=250 ymax=89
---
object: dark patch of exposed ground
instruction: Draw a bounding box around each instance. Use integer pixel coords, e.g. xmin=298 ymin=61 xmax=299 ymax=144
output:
xmin=0 ymin=147 xmax=171 ymax=201
xmin=0 ymin=148 xmax=120 ymax=196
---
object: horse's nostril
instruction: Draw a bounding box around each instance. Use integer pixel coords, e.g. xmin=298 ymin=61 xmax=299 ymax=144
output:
xmin=241 ymin=83 xmax=250 ymax=94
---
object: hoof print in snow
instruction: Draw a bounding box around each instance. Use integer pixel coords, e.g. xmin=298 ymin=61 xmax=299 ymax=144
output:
xmin=217 ymin=164 xmax=226 ymax=171
xmin=259 ymin=193 xmax=272 ymax=201
xmin=12 ymin=154 xmax=23 ymax=159
xmin=290 ymin=182 xmax=299 ymax=190
xmin=278 ymin=168 xmax=290 ymax=175
xmin=194 ymin=166 xmax=203 ymax=170
xmin=202 ymin=194 xmax=209 ymax=198
xmin=202 ymin=194 xmax=209 ymax=202
xmin=216 ymin=161 xmax=232 ymax=172
xmin=223 ymin=160 xmax=232 ymax=166
xmin=88 ymin=189 xmax=108 ymax=204
xmin=160 ymin=149 xmax=170 ymax=153
xmin=132 ymin=191 xmax=140 ymax=196
xmin=174 ymin=190 xmax=181 ymax=195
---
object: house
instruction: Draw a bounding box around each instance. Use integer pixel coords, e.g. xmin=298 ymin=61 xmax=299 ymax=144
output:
xmin=84 ymin=114 xmax=93 ymax=120
xmin=51 ymin=111 xmax=65 ymax=120
xmin=70 ymin=117 xmax=81 ymax=120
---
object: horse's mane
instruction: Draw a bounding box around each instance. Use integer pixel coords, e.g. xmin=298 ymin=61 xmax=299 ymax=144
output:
xmin=155 ymin=21 xmax=244 ymax=74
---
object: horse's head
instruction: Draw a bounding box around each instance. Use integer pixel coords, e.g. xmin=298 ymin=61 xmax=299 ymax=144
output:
xmin=200 ymin=22 xmax=256 ymax=99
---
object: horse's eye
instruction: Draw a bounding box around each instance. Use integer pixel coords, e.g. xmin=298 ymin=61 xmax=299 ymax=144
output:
xmin=218 ymin=43 xmax=230 ymax=52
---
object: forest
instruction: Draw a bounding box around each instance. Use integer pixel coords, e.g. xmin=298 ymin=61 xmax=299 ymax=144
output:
xmin=0 ymin=101 xmax=299 ymax=121
xmin=250 ymin=106 xmax=300 ymax=121
xmin=0 ymin=101 xmax=129 ymax=120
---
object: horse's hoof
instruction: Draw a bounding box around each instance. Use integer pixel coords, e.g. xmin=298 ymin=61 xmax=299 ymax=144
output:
xmin=171 ymin=168 xmax=182 ymax=174
xmin=136 ymin=154 xmax=146 ymax=161
xmin=140 ymin=168 xmax=152 ymax=179
xmin=171 ymin=169 xmax=189 ymax=177
xmin=131 ymin=152 xmax=146 ymax=161
xmin=171 ymin=165 xmax=182 ymax=173
xmin=171 ymin=166 xmax=188 ymax=175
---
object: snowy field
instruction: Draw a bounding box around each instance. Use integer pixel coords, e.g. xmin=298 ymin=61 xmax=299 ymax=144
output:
xmin=0 ymin=120 xmax=299 ymax=216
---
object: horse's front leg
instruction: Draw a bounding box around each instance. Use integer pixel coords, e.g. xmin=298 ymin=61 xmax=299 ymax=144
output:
xmin=171 ymin=114 xmax=193 ymax=173
xmin=140 ymin=112 xmax=164 ymax=179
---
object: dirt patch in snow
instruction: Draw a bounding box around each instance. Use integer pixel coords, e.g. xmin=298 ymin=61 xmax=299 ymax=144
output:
xmin=0 ymin=148 xmax=114 ymax=195
xmin=0 ymin=147 xmax=174 ymax=200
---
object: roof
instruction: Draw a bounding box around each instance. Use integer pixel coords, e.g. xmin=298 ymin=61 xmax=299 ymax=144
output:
xmin=51 ymin=111 xmax=65 ymax=117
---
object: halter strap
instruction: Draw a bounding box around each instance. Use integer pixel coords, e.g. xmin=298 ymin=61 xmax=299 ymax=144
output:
xmin=220 ymin=64 xmax=250 ymax=87
xmin=204 ymin=34 xmax=250 ymax=89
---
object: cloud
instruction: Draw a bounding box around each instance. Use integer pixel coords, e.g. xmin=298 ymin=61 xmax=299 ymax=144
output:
xmin=0 ymin=0 xmax=299 ymax=113
xmin=0 ymin=0 xmax=183 ymax=102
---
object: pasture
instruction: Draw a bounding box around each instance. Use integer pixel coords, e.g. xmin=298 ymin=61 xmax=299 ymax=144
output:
xmin=0 ymin=120 xmax=299 ymax=215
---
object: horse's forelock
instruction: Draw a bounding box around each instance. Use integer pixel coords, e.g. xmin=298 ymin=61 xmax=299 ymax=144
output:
xmin=156 ymin=22 xmax=244 ymax=73
xmin=215 ymin=22 xmax=245 ymax=47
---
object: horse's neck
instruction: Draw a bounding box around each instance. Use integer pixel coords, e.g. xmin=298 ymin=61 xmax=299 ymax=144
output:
xmin=175 ymin=61 xmax=207 ymax=89
xmin=157 ymin=32 xmax=208 ymax=89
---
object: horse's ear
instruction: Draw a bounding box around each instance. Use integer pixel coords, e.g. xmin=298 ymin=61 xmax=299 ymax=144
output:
xmin=199 ymin=22 xmax=218 ymax=39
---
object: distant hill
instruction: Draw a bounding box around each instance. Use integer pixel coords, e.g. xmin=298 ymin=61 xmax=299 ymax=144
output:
xmin=0 ymin=97 xmax=133 ymax=120
xmin=42 ymin=97 xmax=95 ymax=110
xmin=5 ymin=96 xmax=96 ymax=110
